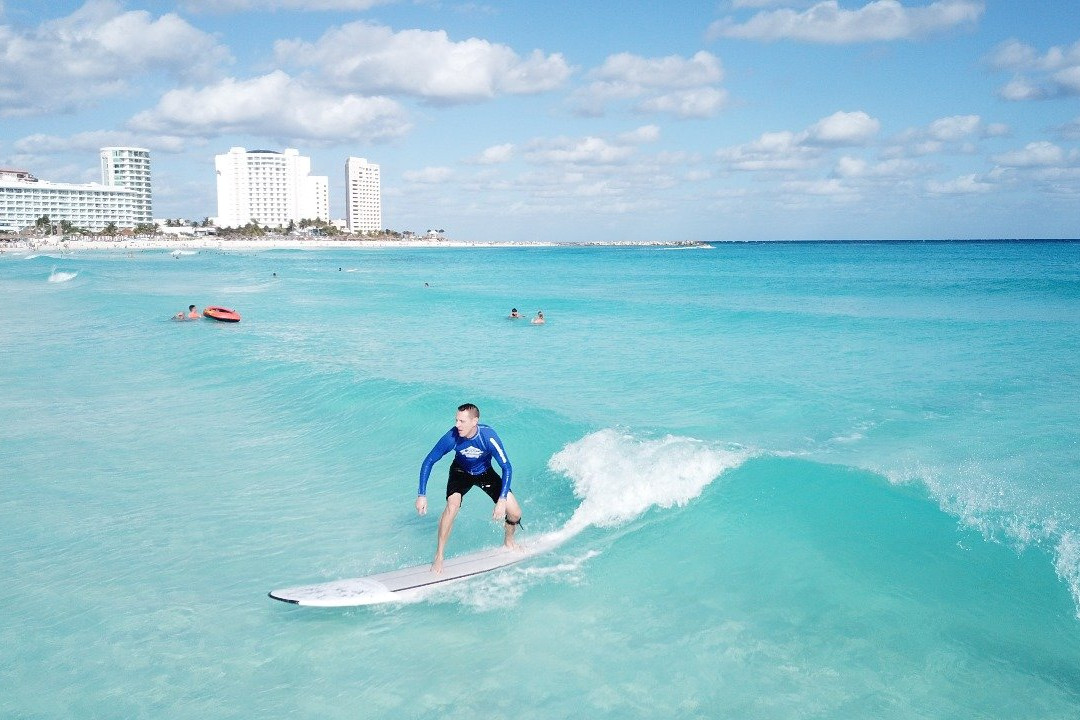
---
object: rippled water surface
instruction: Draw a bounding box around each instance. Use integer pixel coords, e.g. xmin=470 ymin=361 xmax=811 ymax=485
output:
xmin=3 ymin=241 xmax=1079 ymax=718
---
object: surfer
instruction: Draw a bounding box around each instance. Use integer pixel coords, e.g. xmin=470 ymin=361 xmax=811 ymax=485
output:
xmin=416 ymin=403 xmax=522 ymax=573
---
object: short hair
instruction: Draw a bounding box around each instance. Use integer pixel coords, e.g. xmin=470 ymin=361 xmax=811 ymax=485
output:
xmin=457 ymin=403 xmax=479 ymax=418
xmin=189 ymin=305 xmax=196 ymax=310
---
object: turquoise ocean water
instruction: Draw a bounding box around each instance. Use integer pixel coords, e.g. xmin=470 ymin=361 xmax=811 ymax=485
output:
xmin=3 ymin=241 xmax=1079 ymax=718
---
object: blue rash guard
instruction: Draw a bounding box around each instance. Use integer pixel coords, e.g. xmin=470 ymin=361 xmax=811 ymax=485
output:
xmin=418 ymin=424 xmax=513 ymax=498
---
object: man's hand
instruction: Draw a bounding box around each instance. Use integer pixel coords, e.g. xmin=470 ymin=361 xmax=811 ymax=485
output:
xmin=416 ymin=495 xmax=428 ymax=516
xmin=492 ymin=498 xmax=506 ymax=521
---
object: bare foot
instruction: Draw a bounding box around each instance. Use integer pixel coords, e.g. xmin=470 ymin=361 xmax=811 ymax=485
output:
xmin=431 ymin=557 xmax=444 ymax=574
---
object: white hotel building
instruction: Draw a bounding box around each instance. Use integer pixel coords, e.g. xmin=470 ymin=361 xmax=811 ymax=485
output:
xmin=214 ymin=147 xmax=328 ymax=228
xmin=101 ymin=147 xmax=153 ymax=223
xmin=0 ymin=147 xmax=152 ymax=232
xmin=345 ymin=157 xmax=382 ymax=234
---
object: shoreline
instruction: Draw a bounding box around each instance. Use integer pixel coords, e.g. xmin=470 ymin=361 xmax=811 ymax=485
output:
xmin=3 ymin=236 xmax=1074 ymax=254
xmin=0 ymin=235 xmax=711 ymax=253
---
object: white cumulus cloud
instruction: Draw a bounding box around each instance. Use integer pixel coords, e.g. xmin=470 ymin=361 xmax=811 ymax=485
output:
xmin=987 ymin=39 xmax=1039 ymax=70
xmin=276 ymin=21 xmax=571 ymax=104
xmin=638 ymin=88 xmax=729 ymax=119
xmin=128 ymin=71 xmax=411 ymax=144
xmin=717 ymin=130 xmax=821 ymax=171
xmin=1054 ymin=65 xmax=1080 ymax=95
xmin=833 ymin=155 xmax=926 ymax=179
xmin=182 ymin=0 xmax=394 ymax=9
xmin=807 ymin=110 xmax=880 ymax=145
xmin=885 ymin=114 xmax=1001 ymax=157
xmin=927 ymin=173 xmax=994 ymax=194
xmin=992 ymin=141 xmax=1074 ymax=168
xmin=707 ymin=0 xmax=984 ymax=44
xmin=781 ymin=178 xmax=859 ymax=198
xmin=927 ymin=114 xmax=981 ymax=142
xmin=591 ymin=51 xmax=724 ymax=88
xmin=733 ymin=0 xmax=809 ymax=7
xmin=574 ymin=51 xmax=728 ymax=118
xmin=1057 ymin=117 xmax=1080 ymax=140
xmin=618 ymin=125 xmax=661 ymax=144
xmin=0 ymin=0 xmax=230 ymax=117
xmin=14 ymin=130 xmax=189 ymax=155
xmin=989 ymin=39 xmax=1080 ymax=100
xmin=474 ymin=144 xmax=515 ymax=164
xmin=718 ymin=110 xmax=881 ymax=171
xmin=525 ymin=136 xmax=637 ymax=165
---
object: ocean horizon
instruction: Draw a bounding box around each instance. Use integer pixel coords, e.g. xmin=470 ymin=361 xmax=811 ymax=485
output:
xmin=3 ymin=239 xmax=1079 ymax=718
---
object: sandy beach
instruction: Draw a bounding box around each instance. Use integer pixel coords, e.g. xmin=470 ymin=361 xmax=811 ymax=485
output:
xmin=0 ymin=235 xmax=707 ymax=253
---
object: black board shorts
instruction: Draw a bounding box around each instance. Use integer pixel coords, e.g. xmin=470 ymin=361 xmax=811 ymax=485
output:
xmin=447 ymin=464 xmax=503 ymax=503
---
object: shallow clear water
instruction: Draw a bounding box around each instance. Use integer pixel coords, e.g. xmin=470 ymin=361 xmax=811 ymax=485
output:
xmin=3 ymin=241 xmax=1079 ymax=718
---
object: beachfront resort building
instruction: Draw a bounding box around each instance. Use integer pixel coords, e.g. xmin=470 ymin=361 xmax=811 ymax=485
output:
xmin=345 ymin=157 xmax=382 ymax=234
xmin=0 ymin=147 xmax=153 ymax=232
xmin=100 ymin=147 xmax=153 ymax=224
xmin=214 ymin=147 xmax=329 ymax=229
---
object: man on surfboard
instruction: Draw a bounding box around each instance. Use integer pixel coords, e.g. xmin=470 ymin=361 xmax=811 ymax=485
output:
xmin=416 ymin=403 xmax=522 ymax=573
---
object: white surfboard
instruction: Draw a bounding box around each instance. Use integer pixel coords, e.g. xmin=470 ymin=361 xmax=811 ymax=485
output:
xmin=269 ymin=542 xmax=548 ymax=607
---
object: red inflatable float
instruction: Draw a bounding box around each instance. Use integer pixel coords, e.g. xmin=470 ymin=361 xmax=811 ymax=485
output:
xmin=203 ymin=306 xmax=241 ymax=323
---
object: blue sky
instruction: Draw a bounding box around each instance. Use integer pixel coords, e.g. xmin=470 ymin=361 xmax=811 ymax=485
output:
xmin=1 ymin=0 xmax=1077 ymax=241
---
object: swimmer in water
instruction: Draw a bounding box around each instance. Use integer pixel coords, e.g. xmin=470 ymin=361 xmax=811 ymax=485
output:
xmin=175 ymin=304 xmax=199 ymax=320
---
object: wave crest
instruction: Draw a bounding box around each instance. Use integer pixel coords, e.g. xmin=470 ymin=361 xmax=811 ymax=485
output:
xmin=48 ymin=269 xmax=78 ymax=283
xmin=548 ymin=428 xmax=751 ymax=537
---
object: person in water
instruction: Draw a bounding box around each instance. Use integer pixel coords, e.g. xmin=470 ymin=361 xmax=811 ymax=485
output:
xmin=532 ymin=310 xmax=545 ymax=324
xmin=175 ymin=304 xmax=199 ymax=320
xmin=509 ymin=308 xmax=521 ymax=318
xmin=416 ymin=403 xmax=522 ymax=573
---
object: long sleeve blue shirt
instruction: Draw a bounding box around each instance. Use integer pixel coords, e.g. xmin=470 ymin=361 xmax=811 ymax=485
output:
xmin=418 ymin=424 xmax=513 ymax=497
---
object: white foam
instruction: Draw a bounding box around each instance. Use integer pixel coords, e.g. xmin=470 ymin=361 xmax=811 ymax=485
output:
xmin=424 ymin=549 xmax=601 ymax=611
xmin=884 ymin=459 xmax=1080 ymax=618
xmin=827 ymin=420 xmax=876 ymax=445
xmin=1054 ymin=531 xmax=1080 ymax=619
xmin=48 ymin=269 xmax=78 ymax=283
xmin=548 ymin=428 xmax=751 ymax=539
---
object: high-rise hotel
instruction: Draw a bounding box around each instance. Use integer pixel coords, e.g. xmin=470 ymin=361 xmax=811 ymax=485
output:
xmin=345 ymin=157 xmax=382 ymax=234
xmin=100 ymin=147 xmax=153 ymax=223
xmin=0 ymin=147 xmax=152 ymax=232
xmin=214 ymin=147 xmax=329 ymax=228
